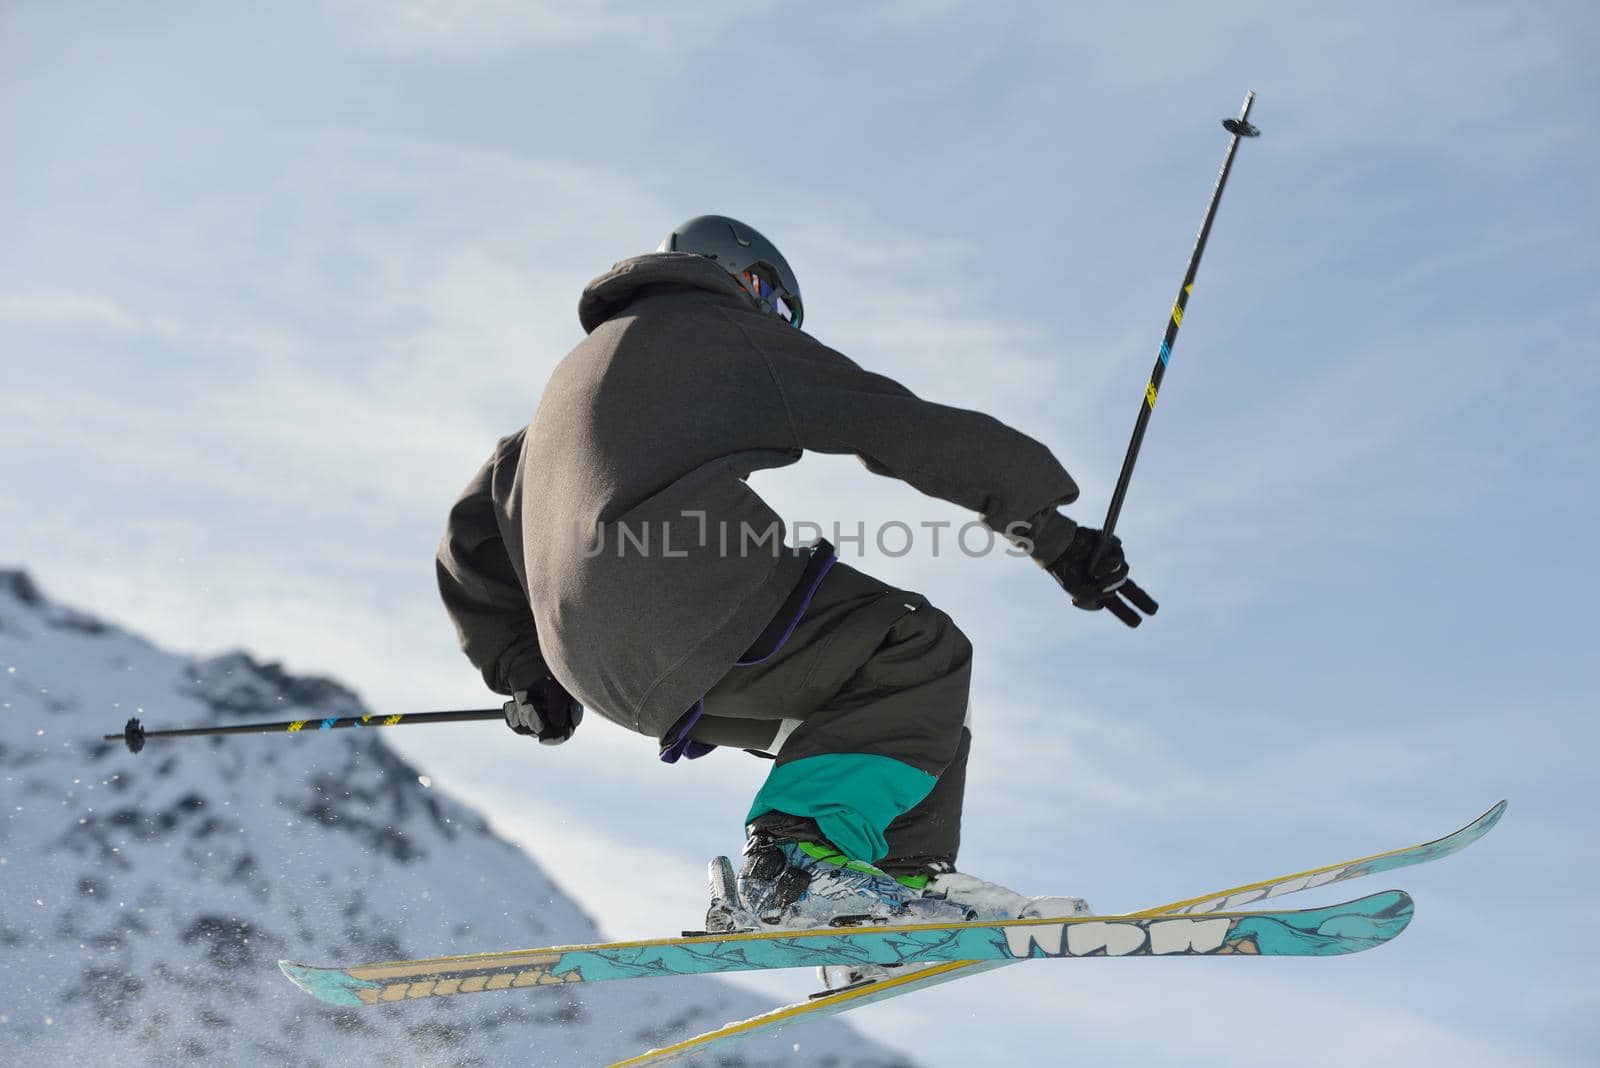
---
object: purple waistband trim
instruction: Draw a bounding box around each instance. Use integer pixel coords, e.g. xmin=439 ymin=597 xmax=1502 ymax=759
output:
xmin=659 ymin=541 xmax=837 ymax=764
xmin=735 ymin=552 xmax=837 ymax=667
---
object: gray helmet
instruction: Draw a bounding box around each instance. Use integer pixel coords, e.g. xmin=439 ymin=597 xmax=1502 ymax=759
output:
xmin=658 ymin=215 xmax=803 ymax=328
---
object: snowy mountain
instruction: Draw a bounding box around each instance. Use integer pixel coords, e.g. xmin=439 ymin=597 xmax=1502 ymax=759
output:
xmin=0 ymin=570 xmax=911 ymax=1067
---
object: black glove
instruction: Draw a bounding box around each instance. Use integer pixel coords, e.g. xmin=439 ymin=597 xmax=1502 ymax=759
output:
xmin=503 ymin=676 xmax=584 ymax=745
xmin=1046 ymin=525 xmax=1159 ymax=628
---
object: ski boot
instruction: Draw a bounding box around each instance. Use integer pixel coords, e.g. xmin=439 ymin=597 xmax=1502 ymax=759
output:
xmin=705 ymin=832 xmax=916 ymax=933
xmin=912 ymin=863 xmax=1093 ymax=922
xmin=815 ymin=864 xmax=1092 ymax=991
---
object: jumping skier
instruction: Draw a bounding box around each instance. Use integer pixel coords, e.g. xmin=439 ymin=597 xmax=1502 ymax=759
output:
xmin=436 ymin=215 xmax=1156 ymax=955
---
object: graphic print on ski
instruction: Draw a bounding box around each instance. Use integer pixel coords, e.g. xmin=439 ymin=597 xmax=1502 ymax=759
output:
xmin=280 ymin=890 xmax=1411 ymax=1007
xmin=616 ymin=800 xmax=1507 ymax=1067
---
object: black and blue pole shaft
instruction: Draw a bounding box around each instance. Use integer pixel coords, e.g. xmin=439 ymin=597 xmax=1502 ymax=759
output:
xmin=104 ymin=709 xmax=503 ymax=754
xmin=1102 ymin=91 xmax=1260 ymax=539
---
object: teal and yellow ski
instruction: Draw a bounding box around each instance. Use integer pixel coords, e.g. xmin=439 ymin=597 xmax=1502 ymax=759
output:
xmin=280 ymin=890 xmax=1410 ymax=1008
xmin=617 ymin=800 xmax=1505 ymax=1066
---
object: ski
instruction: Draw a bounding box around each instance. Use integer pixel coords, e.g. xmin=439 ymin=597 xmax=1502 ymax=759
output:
xmin=609 ymin=961 xmax=1007 ymax=1068
xmin=1130 ymin=799 xmax=1506 ymax=915
xmin=280 ymin=890 xmax=1410 ymax=1007
xmin=616 ymin=800 xmax=1506 ymax=1066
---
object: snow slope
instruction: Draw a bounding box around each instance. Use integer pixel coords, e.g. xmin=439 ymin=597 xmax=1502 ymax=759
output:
xmin=0 ymin=570 xmax=910 ymax=1067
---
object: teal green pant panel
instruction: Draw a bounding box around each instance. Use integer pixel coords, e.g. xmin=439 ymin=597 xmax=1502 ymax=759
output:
xmin=745 ymin=753 xmax=938 ymax=863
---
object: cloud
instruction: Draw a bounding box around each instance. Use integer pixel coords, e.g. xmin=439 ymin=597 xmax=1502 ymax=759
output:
xmin=0 ymin=292 xmax=188 ymax=338
xmin=321 ymin=0 xmax=763 ymax=58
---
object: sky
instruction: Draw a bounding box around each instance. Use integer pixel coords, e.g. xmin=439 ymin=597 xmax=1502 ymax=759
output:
xmin=2 ymin=1 xmax=1597 ymax=1064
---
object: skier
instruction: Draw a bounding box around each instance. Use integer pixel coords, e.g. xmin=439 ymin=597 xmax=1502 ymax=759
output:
xmin=436 ymin=215 xmax=1155 ymax=951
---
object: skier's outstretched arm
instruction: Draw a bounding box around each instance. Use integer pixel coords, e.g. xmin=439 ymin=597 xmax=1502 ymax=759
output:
xmin=764 ymin=336 xmax=1157 ymax=626
xmin=770 ymin=342 xmax=1080 ymax=561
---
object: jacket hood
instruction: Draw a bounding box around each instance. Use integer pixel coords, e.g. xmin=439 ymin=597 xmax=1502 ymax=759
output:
xmin=578 ymin=252 xmax=753 ymax=334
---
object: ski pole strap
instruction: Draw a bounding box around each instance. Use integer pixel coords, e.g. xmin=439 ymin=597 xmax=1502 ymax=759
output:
xmin=659 ymin=540 xmax=837 ymax=764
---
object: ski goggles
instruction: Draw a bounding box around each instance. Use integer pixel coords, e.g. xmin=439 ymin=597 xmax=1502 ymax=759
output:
xmin=741 ymin=269 xmax=801 ymax=327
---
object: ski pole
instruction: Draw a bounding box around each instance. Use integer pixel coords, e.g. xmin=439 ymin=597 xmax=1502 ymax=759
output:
xmin=1102 ymin=91 xmax=1260 ymax=541
xmin=104 ymin=708 xmax=503 ymax=754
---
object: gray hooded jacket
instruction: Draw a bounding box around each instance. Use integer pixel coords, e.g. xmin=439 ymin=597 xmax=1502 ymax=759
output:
xmin=437 ymin=252 xmax=1081 ymax=739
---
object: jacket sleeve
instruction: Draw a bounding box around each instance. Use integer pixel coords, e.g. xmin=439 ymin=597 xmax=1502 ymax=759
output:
xmin=436 ymin=431 xmax=549 ymax=695
xmin=763 ymin=332 xmax=1082 ymax=564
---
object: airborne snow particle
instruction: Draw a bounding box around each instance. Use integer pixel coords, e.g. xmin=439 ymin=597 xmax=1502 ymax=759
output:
xmin=418 ymin=775 xmax=433 ymax=788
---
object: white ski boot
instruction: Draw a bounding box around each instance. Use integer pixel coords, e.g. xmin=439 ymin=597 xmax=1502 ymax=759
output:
xmin=917 ymin=867 xmax=1092 ymax=922
xmin=815 ymin=866 xmax=1092 ymax=991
